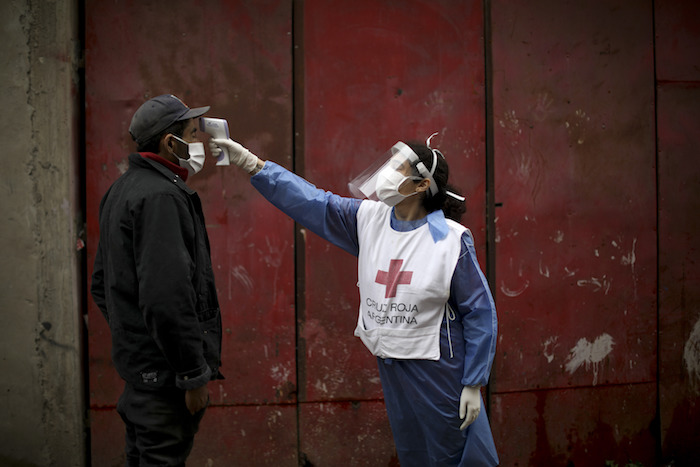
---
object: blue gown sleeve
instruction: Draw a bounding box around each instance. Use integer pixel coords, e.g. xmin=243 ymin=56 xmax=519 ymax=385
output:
xmin=448 ymin=230 xmax=498 ymax=387
xmin=250 ymin=161 xmax=362 ymax=256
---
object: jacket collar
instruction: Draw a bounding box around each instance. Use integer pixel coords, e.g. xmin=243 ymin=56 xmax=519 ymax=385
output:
xmin=140 ymin=152 xmax=189 ymax=181
xmin=128 ymin=153 xmax=195 ymax=195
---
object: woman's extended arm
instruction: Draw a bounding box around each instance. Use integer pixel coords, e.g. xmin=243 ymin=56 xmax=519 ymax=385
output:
xmin=251 ymin=161 xmax=363 ymax=256
xmin=210 ymin=137 xmax=363 ymax=254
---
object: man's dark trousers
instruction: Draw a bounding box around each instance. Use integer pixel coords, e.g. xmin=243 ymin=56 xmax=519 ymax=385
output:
xmin=117 ymin=383 xmax=207 ymax=467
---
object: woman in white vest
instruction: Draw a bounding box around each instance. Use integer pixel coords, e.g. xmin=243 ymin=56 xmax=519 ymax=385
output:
xmin=211 ymin=136 xmax=499 ymax=466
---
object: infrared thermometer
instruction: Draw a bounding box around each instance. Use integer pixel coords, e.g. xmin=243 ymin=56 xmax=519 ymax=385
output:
xmin=199 ymin=117 xmax=231 ymax=166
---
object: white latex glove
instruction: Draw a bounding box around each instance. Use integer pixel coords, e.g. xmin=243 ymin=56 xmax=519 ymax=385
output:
xmin=210 ymin=138 xmax=260 ymax=174
xmin=459 ymin=386 xmax=481 ymax=430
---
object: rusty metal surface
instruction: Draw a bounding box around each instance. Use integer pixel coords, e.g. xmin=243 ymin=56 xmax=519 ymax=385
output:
xmin=657 ymin=82 xmax=700 ymax=465
xmin=490 ymin=0 xmax=658 ymax=462
xmin=85 ymin=0 xmax=489 ymax=463
xmin=301 ymin=0 xmax=487 ymax=403
xmin=491 ymin=0 xmax=656 ymax=389
xmin=85 ymin=0 xmax=295 ymax=463
xmin=89 ymin=410 xmax=126 ymax=467
xmin=91 ymin=405 xmax=299 ymax=466
xmin=655 ymin=0 xmax=700 ymax=82
xmin=296 ymin=2 xmax=488 ymax=463
xmin=491 ymin=384 xmax=657 ymax=466
xmin=299 ymin=401 xmax=398 ymax=466
xmin=189 ymin=406 xmax=299 ymax=465
xmin=83 ymin=0 xmax=700 ymax=464
xmin=654 ymin=5 xmax=700 ymax=465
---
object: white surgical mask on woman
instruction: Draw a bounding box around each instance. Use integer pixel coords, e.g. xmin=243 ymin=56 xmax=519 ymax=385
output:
xmin=375 ymin=166 xmax=421 ymax=206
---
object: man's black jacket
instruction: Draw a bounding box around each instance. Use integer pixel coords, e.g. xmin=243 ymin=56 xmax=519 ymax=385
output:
xmin=91 ymin=153 xmax=223 ymax=391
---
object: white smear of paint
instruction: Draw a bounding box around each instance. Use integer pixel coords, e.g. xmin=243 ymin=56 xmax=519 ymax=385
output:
xmin=564 ymin=267 xmax=577 ymax=277
xmin=500 ymin=280 xmax=530 ymax=297
xmin=565 ymin=333 xmax=615 ymax=385
xmin=576 ymin=276 xmax=612 ymax=295
xmin=217 ymin=383 xmax=228 ymax=404
xmin=505 ymin=109 xmax=519 ymax=128
xmin=621 ymin=238 xmax=637 ymax=267
xmin=543 ymin=336 xmax=559 ymax=363
xmin=315 ymin=380 xmax=328 ymax=394
xmin=539 ymin=258 xmax=550 ymax=278
xmin=516 ymin=152 xmax=534 ymax=179
xmin=533 ymin=92 xmax=554 ymax=122
xmin=621 ymin=237 xmax=638 ymax=299
xmin=684 ymin=316 xmax=700 ymax=394
xmin=553 ymin=230 xmax=564 ymax=244
xmin=232 ymin=265 xmax=254 ymax=294
xmin=270 ymin=364 xmax=291 ymax=383
xmin=266 ymin=409 xmax=284 ymax=427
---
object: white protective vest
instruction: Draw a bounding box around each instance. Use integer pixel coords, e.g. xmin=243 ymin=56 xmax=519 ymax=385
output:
xmin=354 ymin=201 xmax=466 ymax=360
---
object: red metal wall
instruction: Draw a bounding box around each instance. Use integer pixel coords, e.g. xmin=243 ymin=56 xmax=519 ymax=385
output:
xmin=656 ymin=1 xmax=700 ymax=464
xmin=85 ymin=0 xmax=700 ymax=465
xmin=85 ymin=0 xmax=485 ymax=465
xmin=85 ymin=1 xmax=297 ymax=465
xmin=299 ymin=1 xmax=486 ymax=464
xmin=489 ymin=1 xmax=658 ymax=465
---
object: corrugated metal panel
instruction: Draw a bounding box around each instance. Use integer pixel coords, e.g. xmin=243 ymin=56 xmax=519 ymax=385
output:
xmin=83 ymin=0 xmax=700 ymax=464
xmin=491 ymin=384 xmax=657 ymax=466
xmin=301 ymin=0 xmax=487 ymax=401
xmin=655 ymin=6 xmax=700 ymax=461
xmin=85 ymin=0 xmax=295 ymax=464
xmin=299 ymin=0 xmax=487 ymax=463
xmin=299 ymin=401 xmax=398 ymax=466
xmin=655 ymin=0 xmax=700 ymax=83
xmin=490 ymin=0 xmax=657 ymax=463
xmin=91 ymin=405 xmax=299 ymax=466
xmin=89 ymin=410 xmax=126 ymax=467
xmin=657 ymin=82 xmax=700 ymax=465
xmin=189 ymin=406 xmax=298 ymax=465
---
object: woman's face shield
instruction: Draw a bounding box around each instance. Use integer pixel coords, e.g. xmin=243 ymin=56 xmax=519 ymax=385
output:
xmin=348 ymin=142 xmax=422 ymax=200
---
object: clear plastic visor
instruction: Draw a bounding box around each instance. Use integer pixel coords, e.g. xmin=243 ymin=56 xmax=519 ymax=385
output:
xmin=348 ymin=142 xmax=421 ymax=199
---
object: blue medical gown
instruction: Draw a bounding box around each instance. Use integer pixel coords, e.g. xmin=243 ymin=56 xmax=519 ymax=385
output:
xmin=252 ymin=162 xmax=499 ymax=466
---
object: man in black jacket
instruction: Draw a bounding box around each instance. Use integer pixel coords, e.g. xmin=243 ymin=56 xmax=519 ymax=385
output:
xmin=91 ymin=94 xmax=223 ymax=466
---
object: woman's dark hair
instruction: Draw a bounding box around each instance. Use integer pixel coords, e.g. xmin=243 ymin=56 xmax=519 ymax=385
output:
xmin=137 ymin=119 xmax=189 ymax=153
xmin=406 ymin=141 xmax=466 ymax=223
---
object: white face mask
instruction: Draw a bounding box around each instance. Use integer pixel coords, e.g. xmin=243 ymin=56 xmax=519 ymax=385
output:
xmin=172 ymin=135 xmax=206 ymax=175
xmin=375 ymin=167 xmax=419 ymax=206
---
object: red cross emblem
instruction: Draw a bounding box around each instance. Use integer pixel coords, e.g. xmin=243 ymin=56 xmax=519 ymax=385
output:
xmin=375 ymin=259 xmax=413 ymax=298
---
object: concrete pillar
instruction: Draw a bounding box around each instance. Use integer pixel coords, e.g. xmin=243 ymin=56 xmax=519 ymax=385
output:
xmin=0 ymin=0 xmax=85 ymax=466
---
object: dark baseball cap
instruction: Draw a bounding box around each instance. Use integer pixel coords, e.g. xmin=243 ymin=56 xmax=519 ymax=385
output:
xmin=129 ymin=94 xmax=210 ymax=146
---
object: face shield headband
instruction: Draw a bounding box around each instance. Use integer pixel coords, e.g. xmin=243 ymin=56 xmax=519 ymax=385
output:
xmin=426 ymin=132 xmax=466 ymax=202
xmin=415 ymin=144 xmax=439 ymax=197
xmin=348 ymin=141 xmax=437 ymax=201
xmin=348 ymin=136 xmax=466 ymax=202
